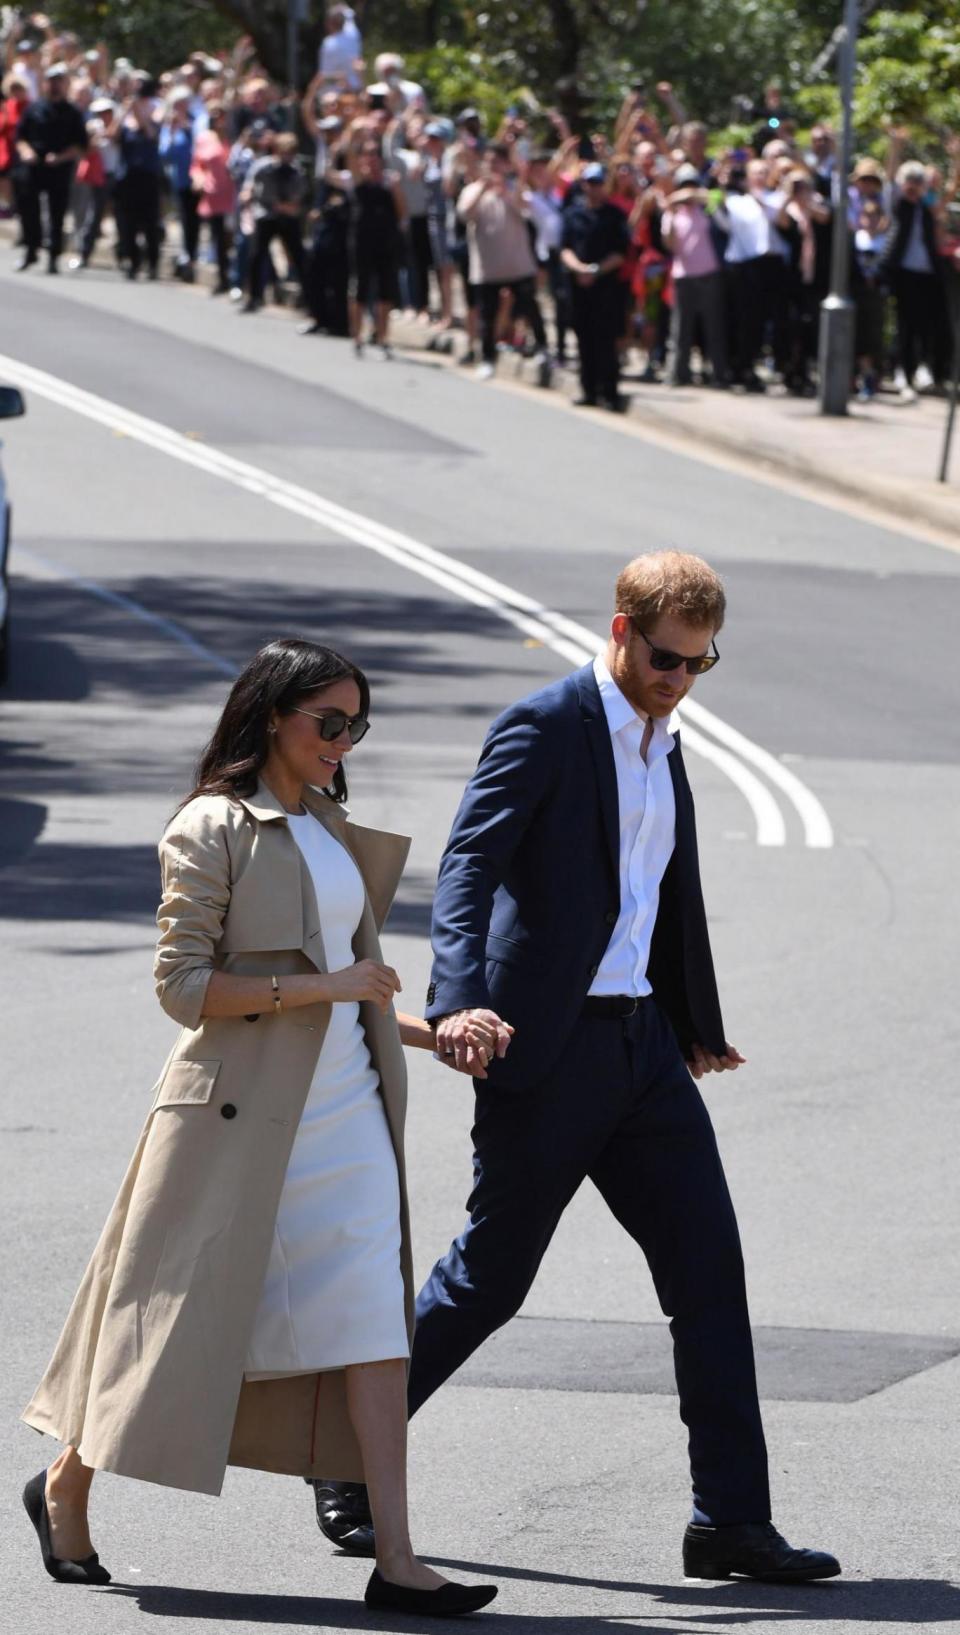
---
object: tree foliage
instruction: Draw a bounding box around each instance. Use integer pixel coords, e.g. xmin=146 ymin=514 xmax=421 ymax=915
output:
xmin=31 ymin=0 xmax=960 ymax=160
xmin=52 ymin=0 xmax=235 ymax=70
xmin=856 ymin=5 xmax=960 ymax=139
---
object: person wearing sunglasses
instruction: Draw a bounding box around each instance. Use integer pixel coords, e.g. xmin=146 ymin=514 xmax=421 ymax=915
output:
xmin=22 ymin=636 xmax=498 ymax=1619
xmin=313 ymin=551 xmax=840 ymax=1587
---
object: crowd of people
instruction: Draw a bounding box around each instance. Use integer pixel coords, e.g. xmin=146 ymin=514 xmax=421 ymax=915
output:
xmin=2 ymin=8 xmax=959 ymax=407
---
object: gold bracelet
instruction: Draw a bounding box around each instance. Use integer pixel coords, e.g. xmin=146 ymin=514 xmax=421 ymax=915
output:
xmin=271 ymin=974 xmax=282 ymax=1015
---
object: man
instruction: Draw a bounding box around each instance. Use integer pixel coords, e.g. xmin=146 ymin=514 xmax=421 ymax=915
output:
xmin=457 ymin=143 xmax=552 ymax=385
xmin=15 ymin=62 xmax=86 ymax=273
xmin=240 ymin=130 xmax=308 ymax=314
xmin=560 ymin=160 xmax=630 ymax=409
xmin=313 ymin=550 xmax=840 ymax=1586
xmin=715 ymin=158 xmax=781 ymax=391
xmin=318 ymin=4 xmax=363 ymax=92
xmin=881 ymin=158 xmax=950 ymax=398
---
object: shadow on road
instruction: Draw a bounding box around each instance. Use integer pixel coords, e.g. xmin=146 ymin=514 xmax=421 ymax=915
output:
xmin=92 ymin=1571 xmax=960 ymax=1628
xmin=99 ymin=1581 xmax=698 ymax=1631
xmin=428 ymin=1558 xmax=960 ymax=1623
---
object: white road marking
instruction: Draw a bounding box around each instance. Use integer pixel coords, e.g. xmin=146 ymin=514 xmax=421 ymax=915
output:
xmin=1 ymin=352 xmax=833 ymax=848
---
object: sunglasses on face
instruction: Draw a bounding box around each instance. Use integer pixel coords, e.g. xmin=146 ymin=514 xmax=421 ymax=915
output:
xmin=634 ymin=624 xmax=719 ymax=675
xmin=290 ymin=706 xmax=371 ymax=743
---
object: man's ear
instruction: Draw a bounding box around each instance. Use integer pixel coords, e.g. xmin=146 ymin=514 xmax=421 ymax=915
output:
xmin=610 ymin=612 xmax=632 ymax=646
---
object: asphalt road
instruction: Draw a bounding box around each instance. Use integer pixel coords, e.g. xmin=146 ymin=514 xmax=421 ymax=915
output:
xmin=2 ymin=261 xmax=959 ymax=1635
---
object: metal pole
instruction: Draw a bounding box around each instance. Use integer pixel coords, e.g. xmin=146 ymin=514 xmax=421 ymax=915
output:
xmin=937 ymin=296 xmax=960 ymax=482
xmin=286 ymin=0 xmax=299 ymax=99
xmin=818 ymin=0 xmax=860 ymax=415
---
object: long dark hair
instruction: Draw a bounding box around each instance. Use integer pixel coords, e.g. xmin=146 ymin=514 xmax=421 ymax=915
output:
xmin=181 ymin=638 xmax=370 ymax=811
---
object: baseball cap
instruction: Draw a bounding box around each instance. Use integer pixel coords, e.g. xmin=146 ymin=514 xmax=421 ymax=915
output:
xmin=582 ymin=161 xmax=606 ymax=182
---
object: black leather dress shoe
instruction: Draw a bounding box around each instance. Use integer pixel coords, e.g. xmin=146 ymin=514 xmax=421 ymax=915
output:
xmin=683 ymin=1521 xmax=840 ymax=1582
xmin=308 ymin=1478 xmax=376 ymax=1556
xmin=365 ymin=1568 xmax=498 ymax=1616
xmin=22 ymin=1470 xmax=112 ymax=1585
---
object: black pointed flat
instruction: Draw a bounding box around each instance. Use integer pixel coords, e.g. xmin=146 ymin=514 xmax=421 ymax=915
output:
xmin=364 ymin=1567 xmax=497 ymax=1616
xmin=22 ymin=1470 xmax=112 ymax=1585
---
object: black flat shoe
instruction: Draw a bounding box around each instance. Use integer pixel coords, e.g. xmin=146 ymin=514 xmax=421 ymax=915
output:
xmin=364 ymin=1568 xmax=497 ymax=1616
xmin=22 ymin=1470 xmax=112 ymax=1585
xmin=308 ymin=1477 xmax=376 ymax=1556
xmin=683 ymin=1520 xmax=840 ymax=1582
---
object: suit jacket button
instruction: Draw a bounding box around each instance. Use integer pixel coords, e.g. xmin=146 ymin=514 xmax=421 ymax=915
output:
xmin=220 ymin=1103 xmax=237 ymax=1120
xmin=589 ymin=964 xmax=599 ymax=979
xmin=605 ymin=910 xmax=617 ymax=925
xmin=426 ymin=982 xmax=437 ymax=1005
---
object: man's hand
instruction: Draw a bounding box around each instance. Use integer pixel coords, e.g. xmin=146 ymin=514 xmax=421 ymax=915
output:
xmin=687 ymin=1042 xmax=746 ymax=1080
xmin=434 ymin=1008 xmax=514 ymax=1080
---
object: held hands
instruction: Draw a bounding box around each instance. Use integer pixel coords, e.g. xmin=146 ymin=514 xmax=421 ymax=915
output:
xmin=687 ymin=1042 xmax=746 ymax=1080
xmin=434 ymin=1008 xmax=514 ymax=1080
xmin=324 ymin=959 xmax=401 ymax=1014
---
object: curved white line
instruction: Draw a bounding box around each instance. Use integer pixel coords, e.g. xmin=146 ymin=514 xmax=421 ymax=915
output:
xmin=0 ymin=351 xmax=827 ymax=848
xmin=677 ymin=697 xmax=834 ymax=849
xmin=669 ymin=722 xmax=786 ymax=847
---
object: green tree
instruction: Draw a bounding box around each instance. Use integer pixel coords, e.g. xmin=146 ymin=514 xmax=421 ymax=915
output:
xmin=53 ymin=0 xmax=235 ymax=70
xmin=856 ymin=4 xmax=960 ymax=140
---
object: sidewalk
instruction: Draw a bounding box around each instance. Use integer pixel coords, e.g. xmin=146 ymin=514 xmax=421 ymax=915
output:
xmin=5 ymin=213 xmax=958 ymax=539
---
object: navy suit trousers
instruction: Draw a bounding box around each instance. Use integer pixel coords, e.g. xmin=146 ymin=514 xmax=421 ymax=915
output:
xmin=409 ymin=1000 xmax=771 ymax=1525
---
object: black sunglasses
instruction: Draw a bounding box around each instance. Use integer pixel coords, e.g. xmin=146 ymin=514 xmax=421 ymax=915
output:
xmin=291 ymin=706 xmax=371 ymax=743
xmin=634 ymin=625 xmax=719 ymax=675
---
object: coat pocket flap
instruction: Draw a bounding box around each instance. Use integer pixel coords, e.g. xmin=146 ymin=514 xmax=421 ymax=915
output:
xmin=153 ymin=1059 xmax=221 ymax=1107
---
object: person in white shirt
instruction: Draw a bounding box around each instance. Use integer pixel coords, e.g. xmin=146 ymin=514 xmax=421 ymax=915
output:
xmin=715 ymin=159 xmax=778 ymax=390
xmin=311 ymin=550 xmax=841 ymax=1589
xmin=318 ymin=5 xmax=363 ymax=92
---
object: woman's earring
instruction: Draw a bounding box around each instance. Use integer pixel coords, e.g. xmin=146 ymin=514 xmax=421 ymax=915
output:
xmin=267 ymin=724 xmax=277 ymax=735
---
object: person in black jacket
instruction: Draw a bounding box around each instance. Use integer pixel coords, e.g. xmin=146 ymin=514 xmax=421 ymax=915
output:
xmin=14 ymin=63 xmax=87 ymax=273
xmin=881 ymin=160 xmax=950 ymax=392
xmin=560 ymin=161 xmax=630 ymax=410
xmin=311 ymin=550 xmax=842 ymax=1588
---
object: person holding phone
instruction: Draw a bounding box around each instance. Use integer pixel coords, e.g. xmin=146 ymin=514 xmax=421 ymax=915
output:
xmin=457 ymin=143 xmax=552 ymax=384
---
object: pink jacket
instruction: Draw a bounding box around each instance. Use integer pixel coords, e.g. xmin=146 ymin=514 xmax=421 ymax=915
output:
xmin=190 ymin=130 xmax=234 ymax=218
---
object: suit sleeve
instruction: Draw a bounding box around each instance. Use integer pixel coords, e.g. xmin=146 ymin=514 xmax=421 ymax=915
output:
xmin=153 ymin=801 xmax=232 ymax=1029
xmin=426 ymin=702 xmax=557 ymax=1020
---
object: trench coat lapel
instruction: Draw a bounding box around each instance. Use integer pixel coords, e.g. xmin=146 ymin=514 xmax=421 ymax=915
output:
xmin=302 ymin=788 xmax=411 ymax=933
xmin=237 ymin=781 xmax=328 ymax=972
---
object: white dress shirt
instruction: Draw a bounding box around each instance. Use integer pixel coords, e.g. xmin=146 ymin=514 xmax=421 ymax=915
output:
xmin=588 ymin=655 xmax=677 ymax=998
xmin=720 ymin=192 xmax=772 ymax=262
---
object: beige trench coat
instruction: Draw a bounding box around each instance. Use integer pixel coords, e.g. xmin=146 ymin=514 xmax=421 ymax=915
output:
xmin=22 ymin=781 xmax=414 ymax=1496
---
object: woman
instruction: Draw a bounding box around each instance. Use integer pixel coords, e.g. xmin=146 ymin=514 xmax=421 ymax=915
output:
xmin=109 ymin=76 xmax=163 ymax=280
xmin=159 ymin=87 xmax=199 ymax=281
xmin=0 ymin=73 xmax=31 ymax=219
xmin=775 ymin=168 xmax=830 ymax=395
xmin=190 ymin=101 xmax=234 ymax=295
xmin=21 ymin=639 xmax=498 ymax=1618
xmin=348 ymin=138 xmax=406 ymax=358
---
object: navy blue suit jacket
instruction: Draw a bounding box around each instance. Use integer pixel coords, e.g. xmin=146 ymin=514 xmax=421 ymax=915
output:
xmin=424 ymin=664 xmax=726 ymax=1091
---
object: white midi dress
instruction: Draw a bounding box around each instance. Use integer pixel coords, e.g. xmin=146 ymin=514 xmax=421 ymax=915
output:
xmin=244 ymin=810 xmax=409 ymax=1378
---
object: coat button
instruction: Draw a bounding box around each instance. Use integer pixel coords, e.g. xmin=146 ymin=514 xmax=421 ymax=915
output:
xmin=589 ymin=964 xmax=599 ymax=979
xmin=220 ymin=1103 xmax=237 ymax=1120
xmin=244 ymin=1013 xmax=259 ymax=1023
xmin=605 ymin=909 xmax=617 ymax=925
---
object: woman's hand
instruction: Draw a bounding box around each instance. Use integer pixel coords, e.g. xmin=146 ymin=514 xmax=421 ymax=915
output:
xmin=323 ymin=959 xmax=402 ymax=1013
